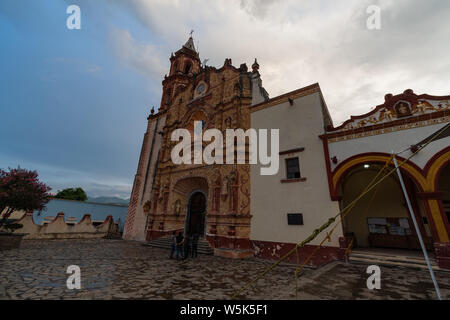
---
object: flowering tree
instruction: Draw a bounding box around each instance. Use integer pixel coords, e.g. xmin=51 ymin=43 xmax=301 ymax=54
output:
xmin=0 ymin=167 xmax=52 ymax=229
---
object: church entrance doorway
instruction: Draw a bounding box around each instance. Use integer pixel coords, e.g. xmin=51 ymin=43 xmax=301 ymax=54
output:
xmin=185 ymin=191 xmax=207 ymax=237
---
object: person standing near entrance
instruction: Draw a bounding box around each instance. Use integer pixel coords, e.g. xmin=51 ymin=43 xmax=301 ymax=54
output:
xmin=169 ymin=231 xmax=176 ymax=259
xmin=175 ymin=231 xmax=184 ymax=260
xmin=191 ymin=233 xmax=199 ymax=258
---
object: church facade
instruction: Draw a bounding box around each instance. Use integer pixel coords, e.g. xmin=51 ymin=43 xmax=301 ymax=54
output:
xmin=123 ymin=37 xmax=450 ymax=269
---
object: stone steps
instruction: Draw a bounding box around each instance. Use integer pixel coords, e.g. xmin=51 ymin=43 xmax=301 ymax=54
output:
xmin=144 ymin=236 xmax=214 ymax=255
xmin=348 ymin=250 xmax=446 ymax=272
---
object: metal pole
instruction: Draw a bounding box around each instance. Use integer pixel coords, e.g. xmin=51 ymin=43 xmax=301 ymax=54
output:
xmin=392 ymin=154 xmax=442 ymax=300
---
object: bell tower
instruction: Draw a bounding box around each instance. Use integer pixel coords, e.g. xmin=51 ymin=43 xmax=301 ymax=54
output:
xmin=160 ymin=36 xmax=201 ymax=110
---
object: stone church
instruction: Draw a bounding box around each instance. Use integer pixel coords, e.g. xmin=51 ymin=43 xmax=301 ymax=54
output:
xmin=123 ymin=37 xmax=450 ymax=269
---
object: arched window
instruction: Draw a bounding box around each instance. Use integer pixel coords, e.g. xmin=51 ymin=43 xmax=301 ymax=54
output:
xmin=184 ymin=62 xmax=192 ymax=74
xmin=186 ymin=111 xmax=207 ymax=136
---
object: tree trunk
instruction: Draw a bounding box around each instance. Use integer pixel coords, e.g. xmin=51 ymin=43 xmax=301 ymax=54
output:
xmin=0 ymin=207 xmax=14 ymax=228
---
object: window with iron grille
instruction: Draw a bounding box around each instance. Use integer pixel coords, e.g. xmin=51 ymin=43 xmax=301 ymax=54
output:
xmin=287 ymin=213 xmax=303 ymax=225
xmin=286 ymin=157 xmax=301 ymax=179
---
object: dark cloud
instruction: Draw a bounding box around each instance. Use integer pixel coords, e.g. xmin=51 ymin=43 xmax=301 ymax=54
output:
xmin=112 ymin=0 xmax=450 ymax=125
xmin=1 ymin=0 xmax=449 ymax=198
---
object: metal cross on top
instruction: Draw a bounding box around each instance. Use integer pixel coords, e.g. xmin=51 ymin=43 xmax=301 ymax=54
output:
xmin=189 ymin=30 xmax=194 ymax=37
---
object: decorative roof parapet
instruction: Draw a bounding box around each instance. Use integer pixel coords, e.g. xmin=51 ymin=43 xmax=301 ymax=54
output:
xmin=326 ymin=89 xmax=450 ymax=133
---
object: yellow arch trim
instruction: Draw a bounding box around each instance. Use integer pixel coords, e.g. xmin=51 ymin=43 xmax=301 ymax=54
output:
xmin=332 ymin=155 xmax=427 ymax=191
xmin=426 ymin=149 xmax=450 ymax=191
xmin=424 ymin=149 xmax=450 ymax=242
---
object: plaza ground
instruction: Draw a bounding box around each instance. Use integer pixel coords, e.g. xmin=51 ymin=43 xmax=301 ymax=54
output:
xmin=0 ymin=239 xmax=449 ymax=300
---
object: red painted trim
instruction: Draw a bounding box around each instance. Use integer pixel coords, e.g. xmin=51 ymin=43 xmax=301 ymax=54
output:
xmin=419 ymin=199 xmax=439 ymax=242
xmin=251 ymin=240 xmax=343 ymax=266
xmin=423 ymin=146 xmax=450 ymax=189
xmin=279 ymin=147 xmax=305 ymax=155
xmin=436 ymin=198 xmax=450 ymax=239
xmin=406 ymin=180 xmax=429 ymax=239
xmin=422 ymin=146 xmax=450 ymax=237
xmin=98 ymin=215 xmax=113 ymax=227
xmin=77 ymin=214 xmax=91 ymax=224
xmin=324 ymin=110 xmax=449 ymax=138
xmin=320 ymin=136 xmax=335 ymax=201
xmin=329 ymin=150 xmax=450 ymax=242
xmin=417 ymin=192 xmax=444 ymax=200
xmin=48 ymin=212 xmax=65 ymax=224
xmin=206 ymin=234 xmax=252 ymax=250
xmin=332 ymin=152 xmax=426 ymax=194
xmin=326 ymin=90 xmax=450 ymax=133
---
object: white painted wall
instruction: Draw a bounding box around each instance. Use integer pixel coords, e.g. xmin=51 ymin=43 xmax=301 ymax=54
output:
xmin=250 ymin=92 xmax=341 ymax=246
xmin=251 ymin=72 xmax=267 ymax=106
xmin=126 ymin=114 xmax=166 ymax=241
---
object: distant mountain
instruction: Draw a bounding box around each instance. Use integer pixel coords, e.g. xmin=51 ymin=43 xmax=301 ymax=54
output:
xmin=88 ymin=196 xmax=130 ymax=205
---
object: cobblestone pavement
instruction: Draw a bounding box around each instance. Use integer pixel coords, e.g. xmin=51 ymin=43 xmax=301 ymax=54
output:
xmin=0 ymin=239 xmax=449 ymax=300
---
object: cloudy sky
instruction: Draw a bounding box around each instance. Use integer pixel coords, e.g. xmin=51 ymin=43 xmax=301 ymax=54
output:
xmin=1 ymin=0 xmax=449 ymax=199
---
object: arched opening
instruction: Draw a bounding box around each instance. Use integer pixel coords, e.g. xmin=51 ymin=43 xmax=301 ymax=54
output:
xmin=339 ymin=163 xmax=433 ymax=250
xmin=171 ymin=177 xmax=209 ymax=237
xmin=437 ymin=162 xmax=450 ymax=230
xmin=186 ymin=191 xmax=207 ymax=236
xmin=184 ymin=61 xmax=192 ymax=74
xmin=185 ymin=110 xmax=207 ymax=136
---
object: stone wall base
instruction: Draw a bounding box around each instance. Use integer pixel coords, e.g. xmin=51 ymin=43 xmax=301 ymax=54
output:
xmin=145 ymin=228 xmax=345 ymax=267
xmin=251 ymin=240 xmax=343 ymax=267
xmin=0 ymin=233 xmax=24 ymax=251
xmin=434 ymin=242 xmax=450 ymax=270
xmin=10 ymin=212 xmax=117 ymax=240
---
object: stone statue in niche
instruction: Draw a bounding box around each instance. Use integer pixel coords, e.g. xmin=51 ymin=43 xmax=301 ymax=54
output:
xmin=221 ymin=176 xmax=229 ymax=197
xmin=159 ymin=184 xmax=168 ymax=201
xmin=414 ymin=101 xmax=426 ymax=114
xmin=221 ymin=170 xmax=237 ymax=201
xmin=143 ymin=200 xmax=152 ymax=214
xmin=394 ymin=101 xmax=411 ymax=118
xmin=225 ymin=117 xmax=232 ymax=128
xmin=378 ymin=108 xmax=395 ymax=122
xmin=173 ymin=199 xmax=182 ymax=216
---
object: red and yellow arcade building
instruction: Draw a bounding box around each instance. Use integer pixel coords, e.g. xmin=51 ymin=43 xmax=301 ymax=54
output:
xmin=321 ymin=90 xmax=450 ymax=268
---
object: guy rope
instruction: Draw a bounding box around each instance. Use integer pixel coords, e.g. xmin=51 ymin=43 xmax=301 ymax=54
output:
xmin=231 ymin=122 xmax=450 ymax=300
xmin=292 ymin=157 xmax=393 ymax=299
